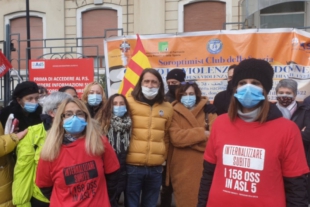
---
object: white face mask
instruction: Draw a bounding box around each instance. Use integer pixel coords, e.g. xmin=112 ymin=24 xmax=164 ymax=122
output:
xmin=142 ymin=86 xmax=159 ymax=100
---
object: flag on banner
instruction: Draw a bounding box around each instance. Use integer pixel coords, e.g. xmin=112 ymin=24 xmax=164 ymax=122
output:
xmin=0 ymin=51 xmax=12 ymax=78
xmin=118 ymin=34 xmax=151 ymax=96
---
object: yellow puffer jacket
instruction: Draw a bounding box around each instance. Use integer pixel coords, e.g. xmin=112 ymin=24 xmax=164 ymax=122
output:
xmin=126 ymin=96 xmax=173 ymax=166
xmin=0 ymin=123 xmax=18 ymax=207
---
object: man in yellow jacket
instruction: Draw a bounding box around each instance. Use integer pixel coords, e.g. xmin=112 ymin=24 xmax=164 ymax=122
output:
xmin=0 ymin=123 xmax=27 ymax=207
xmin=125 ymin=68 xmax=173 ymax=207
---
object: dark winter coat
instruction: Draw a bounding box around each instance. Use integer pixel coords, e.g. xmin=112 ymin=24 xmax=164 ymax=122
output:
xmin=0 ymin=101 xmax=42 ymax=132
xmin=291 ymin=102 xmax=310 ymax=166
xmin=165 ymin=91 xmax=175 ymax=103
xmin=213 ymin=83 xmax=233 ymax=115
xmin=107 ymin=130 xmax=128 ymax=198
xmin=86 ymin=103 xmax=103 ymax=118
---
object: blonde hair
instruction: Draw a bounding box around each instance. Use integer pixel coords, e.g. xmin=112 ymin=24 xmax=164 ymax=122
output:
xmin=40 ymin=98 xmax=104 ymax=161
xmin=81 ymin=81 xmax=106 ymax=103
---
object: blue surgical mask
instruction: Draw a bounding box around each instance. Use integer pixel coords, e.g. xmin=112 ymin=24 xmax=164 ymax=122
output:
xmin=234 ymin=84 xmax=265 ymax=108
xmin=181 ymin=95 xmax=196 ymax=108
xmin=63 ymin=116 xmax=87 ymax=134
xmin=24 ymin=102 xmax=39 ymax=113
xmin=88 ymin=94 xmax=102 ymax=106
xmin=113 ymin=105 xmax=127 ymax=117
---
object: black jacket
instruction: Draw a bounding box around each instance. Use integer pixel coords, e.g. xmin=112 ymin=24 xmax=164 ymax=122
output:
xmin=291 ymin=102 xmax=310 ymax=166
xmin=86 ymin=103 xmax=103 ymax=118
xmin=197 ymin=104 xmax=308 ymax=207
xmin=213 ymin=83 xmax=233 ymax=115
xmin=165 ymin=91 xmax=175 ymax=103
xmin=0 ymin=101 xmax=42 ymax=132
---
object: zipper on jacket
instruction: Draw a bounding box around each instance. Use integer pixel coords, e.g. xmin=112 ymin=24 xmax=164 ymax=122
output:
xmin=146 ymin=106 xmax=152 ymax=165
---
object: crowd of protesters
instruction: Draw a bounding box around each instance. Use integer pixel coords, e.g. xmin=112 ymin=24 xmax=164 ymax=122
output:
xmin=0 ymin=58 xmax=310 ymax=207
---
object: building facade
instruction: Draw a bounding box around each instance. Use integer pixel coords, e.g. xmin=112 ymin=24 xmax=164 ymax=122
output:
xmin=0 ymin=0 xmax=309 ymax=102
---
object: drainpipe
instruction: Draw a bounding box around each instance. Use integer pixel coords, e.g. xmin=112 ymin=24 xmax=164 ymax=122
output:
xmin=238 ymin=0 xmax=244 ymax=29
xmin=127 ymin=0 xmax=129 ymax=35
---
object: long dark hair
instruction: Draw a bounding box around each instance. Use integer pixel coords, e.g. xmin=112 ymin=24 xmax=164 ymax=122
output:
xmin=97 ymin=93 xmax=131 ymax=134
xmin=131 ymin=68 xmax=165 ymax=104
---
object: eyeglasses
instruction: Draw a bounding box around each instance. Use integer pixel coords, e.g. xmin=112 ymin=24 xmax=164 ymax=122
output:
xmin=62 ymin=110 xmax=86 ymax=119
xmin=180 ymin=81 xmax=195 ymax=85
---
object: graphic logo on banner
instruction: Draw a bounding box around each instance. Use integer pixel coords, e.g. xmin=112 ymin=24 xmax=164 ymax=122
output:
xmin=32 ymin=61 xmax=45 ymax=69
xmin=292 ymin=37 xmax=299 ymax=47
xmin=159 ymin=42 xmax=168 ymax=52
xmin=207 ymin=39 xmax=223 ymax=54
xmin=0 ymin=51 xmax=12 ymax=78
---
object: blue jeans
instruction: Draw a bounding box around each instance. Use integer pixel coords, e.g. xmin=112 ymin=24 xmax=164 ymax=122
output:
xmin=125 ymin=165 xmax=163 ymax=207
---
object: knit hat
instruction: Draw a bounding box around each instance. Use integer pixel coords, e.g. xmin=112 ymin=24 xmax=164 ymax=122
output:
xmin=232 ymin=58 xmax=274 ymax=93
xmin=13 ymin=81 xmax=39 ymax=99
xmin=166 ymin=69 xmax=186 ymax=82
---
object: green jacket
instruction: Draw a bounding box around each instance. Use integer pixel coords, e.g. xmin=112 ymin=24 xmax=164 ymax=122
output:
xmin=12 ymin=123 xmax=49 ymax=207
xmin=0 ymin=123 xmax=18 ymax=207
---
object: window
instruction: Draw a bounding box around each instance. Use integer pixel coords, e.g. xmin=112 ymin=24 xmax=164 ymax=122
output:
xmin=260 ymin=2 xmax=305 ymax=28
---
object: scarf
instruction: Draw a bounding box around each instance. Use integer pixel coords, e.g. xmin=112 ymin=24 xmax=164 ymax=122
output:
xmin=237 ymin=107 xmax=261 ymax=122
xmin=63 ymin=133 xmax=78 ymax=145
xmin=107 ymin=115 xmax=132 ymax=154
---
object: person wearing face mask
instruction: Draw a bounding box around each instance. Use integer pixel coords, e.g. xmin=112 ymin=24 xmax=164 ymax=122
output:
xmin=161 ymin=68 xmax=185 ymax=207
xmin=165 ymin=68 xmax=186 ymax=103
xmin=125 ymin=68 xmax=173 ymax=207
xmin=12 ymin=92 xmax=73 ymax=207
xmin=81 ymin=81 xmax=106 ymax=118
xmin=213 ymin=64 xmax=237 ymax=115
xmin=99 ymin=93 xmax=132 ymax=207
xmin=197 ymin=58 xmax=309 ymax=207
xmin=166 ymin=81 xmax=217 ymax=207
xmin=0 ymin=81 xmax=42 ymax=132
xmin=275 ymin=79 xmax=310 ymax=202
xmin=36 ymin=98 xmax=120 ymax=207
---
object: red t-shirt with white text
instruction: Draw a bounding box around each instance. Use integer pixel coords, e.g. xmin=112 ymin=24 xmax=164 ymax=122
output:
xmin=36 ymin=137 xmax=120 ymax=207
xmin=204 ymin=115 xmax=309 ymax=207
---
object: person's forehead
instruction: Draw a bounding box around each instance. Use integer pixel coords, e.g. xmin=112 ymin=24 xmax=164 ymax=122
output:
xmin=143 ymin=73 xmax=159 ymax=81
xmin=167 ymin=78 xmax=179 ymax=82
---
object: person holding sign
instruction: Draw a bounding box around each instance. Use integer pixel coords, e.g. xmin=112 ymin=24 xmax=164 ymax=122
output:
xmin=0 ymin=124 xmax=27 ymax=207
xmin=197 ymin=58 xmax=309 ymax=207
xmin=36 ymin=98 xmax=120 ymax=207
xmin=167 ymin=81 xmax=217 ymax=207
xmin=0 ymin=81 xmax=42 ymax=132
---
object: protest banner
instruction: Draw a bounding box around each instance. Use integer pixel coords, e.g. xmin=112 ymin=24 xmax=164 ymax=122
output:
xmin=104 ymin=29 xmax=310 ymax=101
xmin=29 ymin=59 xmax=94 ymax=97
